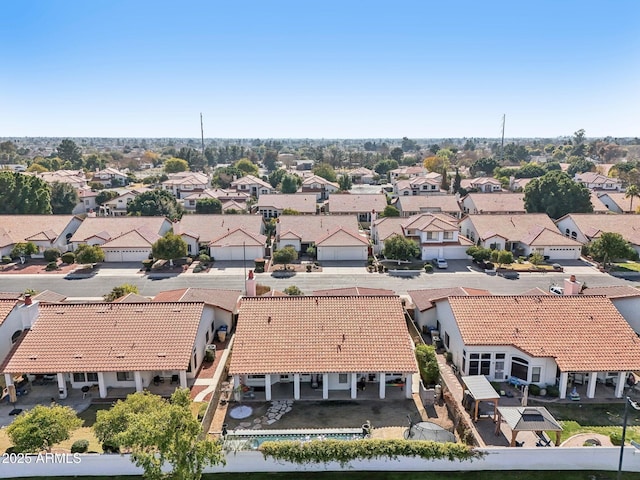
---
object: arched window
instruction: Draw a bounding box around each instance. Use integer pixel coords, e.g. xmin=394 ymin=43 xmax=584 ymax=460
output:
xmin=510 ymin=356 xmax=529 ymax=381
xmin=565 ymin=228 xmax=570 ymax=237
xmin=11 ymin=330 xmax=22 ymax=344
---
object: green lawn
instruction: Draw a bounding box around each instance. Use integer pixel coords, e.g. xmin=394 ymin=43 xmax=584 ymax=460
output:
xmin=614 ymin=262 xmax=640 ymax=272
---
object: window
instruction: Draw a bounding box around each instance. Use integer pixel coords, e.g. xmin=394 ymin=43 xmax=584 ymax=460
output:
xmin=426 ymin=231 xmax=437 ymax=240
xmin=510 ymin=356 xmax=529 ymax=381
xmin=11 ymin=330 xmax=22 ymax=344
xmin=87 ymin=372 xmax=98 ymax=382
xmin=444 ymin=332 xmax=450 ymax=348
xmin=116 ymin=372 xmax=133 ymax=382
xmin=443 ymin=231 xmax=454 ymax=240
xmin=73 ymin=373 xmax=85 ymax=382
xmin=338 ymin=374 xmax=348 ymax=384
xmin=531 ymin=367 xmax=541 ymax=383
xmin=73 ymin=372 xmax=98 ymax=383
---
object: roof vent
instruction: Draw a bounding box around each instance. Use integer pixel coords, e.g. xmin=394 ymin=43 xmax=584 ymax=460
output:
xmin=74 ymin=353 xmax=83 ymax=359
xmin=115 ymin=353 xmax=125 ymax=358
xmin=267 ymin=316 xmax=272 ymax=324
xmin=29 ymin=355 xmax=37 ymax=360
xmin=157 ymin=353 xmax=167 ymax=357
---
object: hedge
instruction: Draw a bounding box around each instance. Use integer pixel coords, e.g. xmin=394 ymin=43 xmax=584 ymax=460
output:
xmin=259 ymin=439 xmax=480 ymax=466
xmin=71 ymin=439 xmax=89 ymax=453
xmin=61 ymin=252 xmax=75 ymax=264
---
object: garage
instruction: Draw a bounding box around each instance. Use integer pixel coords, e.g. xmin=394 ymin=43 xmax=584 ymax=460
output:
xmin=317 ymin=245 xmax=367 ymax=261
xmin=421 ymin=246 xmax=469 ymax=261
xmin=210 ymin=245 xmax=264 ymax=261
xmin=103 ymin=248 xmax=151 ymax=263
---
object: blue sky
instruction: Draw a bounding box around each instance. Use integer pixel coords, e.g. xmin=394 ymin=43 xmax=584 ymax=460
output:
xmin=1 ymin=1 xmax=638 ymax=138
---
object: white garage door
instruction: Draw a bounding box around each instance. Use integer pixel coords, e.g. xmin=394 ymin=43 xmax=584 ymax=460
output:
xmin=545 ymin=247 xmax=581 ymax=260
xmin=318 ymin=246 xmax=367 ymax=261
xmin=422 ymin=246 xmax=469 ymax=261
xmin=104 ymin=249 xmax=149 ymax=263
xmin=210 ymin=246 xmax=264 ymax=261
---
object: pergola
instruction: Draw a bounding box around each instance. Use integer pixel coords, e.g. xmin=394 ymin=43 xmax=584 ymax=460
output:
xmin=496 ymin=406 xmax=563 ymax=447
xmin=461 ymin=375 xmax=500 ymax=422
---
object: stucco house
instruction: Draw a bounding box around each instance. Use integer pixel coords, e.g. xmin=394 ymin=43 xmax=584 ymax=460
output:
xmin=393 ymin=177 xmax=442 ymax=197
xmin=0 ymin=215 xmax=82 ymax=257
xmin=432 ymin=294 xmax=640 ymax=399
xmin=597 ymin=192 xmax=637 ymax=213
xmin=574 ymin=172 xmax=622 ymax=192
xmin=257 ymin=194 xmax=318 ymax=218
xmin=460 ymin=193 xmax=526 ymax=215
xmin=69 ymin=216 xmax=173 ymax=262
xmin=325 ymin=194 xmax=387 ymax=223
xmin=299 ymin=175 xmax=339 ymax=201
xmin=231 ymin=175 xmax=275 ymax=198
xmin=460 ymin=177 xmax=503 ymax=193
xmin=315 ymin=227 xmax=369 ymax=261
xmin=100 ymin=188 xmax=150 ymax=216
xmin=389 ymin=166 xmax=431 ymax=184
xmin=162 ymin=172 xmax=209 ymax=199
xmin=182 ymin=189 xmax=250 ymax=212
xmin=0 ymin=298 xmax=39 ymax=372
xmin=580 ymin=285 xmax=640 ymax=334
xmin=459 ymin=214 xmax=582 ymax=260
xmin=371 ymin=213 xmax=472 ymax=260
xmin=176 ymin=214 xmax=264 ymax=256
xmin=555 ymin=213 xmax=640 ymax=254
xmin=229 ymin=296 xmax=418 ymax=401
xmin=91 ymin=167 xmax=129 ymax=187
xmin=2 ymin=302 xmax=218 ymax=399
xmin=394 ymin=195 xmax=462 ymax=219
xmin=275 ymin=215 xmax=363 ymax=258
xmin=36 ymin=170 xmax=87 ymax=189
xmin=74 ymin=188 xmax=98 ymax=214
xmin=209 ymin=228 xmax=266 ymax=262
xmin=348 ymin=167 xmax=376 ymax=185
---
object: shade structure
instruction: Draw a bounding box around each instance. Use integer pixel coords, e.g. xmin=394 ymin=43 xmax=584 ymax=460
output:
xmin=496 ymin=406 xmax=563 ymax=447
xmin=461 ymin=375 xmax=500 ymax=422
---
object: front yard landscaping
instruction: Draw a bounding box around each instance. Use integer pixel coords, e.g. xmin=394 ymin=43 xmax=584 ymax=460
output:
xmin=613 ymin=261 xmax=640 ymax=272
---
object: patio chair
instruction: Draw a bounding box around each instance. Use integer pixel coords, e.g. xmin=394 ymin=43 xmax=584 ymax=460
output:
xmin=569 ymin=387 xmax=580 ymax=401
xmin=170 ymin=374 xmax=179 ymax=385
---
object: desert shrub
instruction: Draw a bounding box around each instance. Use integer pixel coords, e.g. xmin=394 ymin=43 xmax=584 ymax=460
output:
xmin=204 ymin=349 xmax=215 ymax=362
xmin=141 ymin=259 xmax=154 ymax=271
xmin=61 ymin=252 xmax=75 ymax=264
xmin=43 ymin=248 xmax=61 ymax=262
xmin=2 ymin=256 xmax=12 ymax=264
xmin=528 ymin=384 xmax=541 ymax=396
xmin=45 ymin=261 xmax=58 ymax=271
xmin=610 ymin=431 xmax=623 ymax=446
xmin=424 ymin=263 xmax=433 ymax=273
xmin=71 ymin=439 xmax=89 ymax=453
xmin=545 ymin=384 xmax=559 ymax=397
xmin=306 ymin=264 xmax=312 ymax=272
xmin=198 ymin=254 xmax=211 ymax=263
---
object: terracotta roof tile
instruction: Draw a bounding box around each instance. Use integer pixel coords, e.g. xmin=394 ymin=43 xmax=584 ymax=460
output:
xmin=209 ymin=227 xmax=266 ymax=247
xmin=463 ymin=214 xmax=559 ymax=243
xmin=408 ymin=287 xmax=490 ymax=312
xmin=100 ymin=227 xmax=161 ymax=248
xmin=70 ymin=217 xmax=170 ymax=243
xmin=0 ymin=215 xmax=78 ymax=248
xmin=153 ymin=288 xmax=241 ymax=313
xmin=328 ymin=194 xmax=387 ymax=214
xmin=0 ymin=292 xmax=22 ymax=300
xmin=446 ymin=295 xmax=640 ymax=372
xmin=555 ymin=214 xmax=640 ymax=245
xmin=276 ymin=215 xmax=360 ymax=244
xmin=0 ymin=300 xmax=18 ymax=327
xmin=312 ymin=287 xmax=396 ymax=296
xmin=315 ymin=227 xmax=369 ymax=246
xmin=3 ymin=302 xmax=206 ymax=374
xmin=581 ymin=286 xmax=640 ymax=299
xmin=176 ymin=215 xmax=263 ymax=243
xmin=463 ymin=193 xmax=526 ymax=213
xmin=229 ymin=296 xmax=418 ymax=375
xmin=257 ymin=194 xmax=318 ymax=214
xmin=395 ymin=195 xmax=461 ymax=214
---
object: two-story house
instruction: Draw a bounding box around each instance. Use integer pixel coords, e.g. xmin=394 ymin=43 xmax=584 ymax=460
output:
xmin=460 ymin=177 xmax=503 ymax=193
xmin=257 ymin=194 xmax=317 ymax=218
xmin=91 ymin=167 xmax=129 ymax=187
xmin=230 ymin=175 xmax=275 ymax=198
xmin=393 ymin=176 xmax=442 ymax=197
xmin=299 ymin=175 xmax=339 ymax=201
xmin=574 ymin=172 xmax=622 ymax=192
xmin=162 ymin=172 xmax=209 ymax=199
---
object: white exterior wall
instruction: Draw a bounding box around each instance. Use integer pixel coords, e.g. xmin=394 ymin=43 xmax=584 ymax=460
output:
xmin=461 ymin=196 xmax=478 ymax=214
xmin=413 ymin=308 xmax=438 ymax=332
xmin=180 ymin=235 xmax=199 ymax=256
xmin=327 ymin=373 xmax=352 ymax=391
xmin=4 ymin=447 xmax=640 ymax=478
xmin=459 ymin=217 xmax=479 ymax=244
xmin=210 ymin=245 xmax=264 ymax=261
xmin=611 ymin=297 xmax=640 ymax=334
xmin=103 ymin=248 xmax=151 ymax=263
xmin=421 ymin=245 xmax=468 ymax=260
xmin=538 ymin=245 xmax=581 ymax=260
xmin=317 ymin=246 xmax=367 ymax=261
xmin=554 ymin=217 xmax=588 ymax=244
xmin=0 ymin=302 xmax=39 ymax=366
xmin=189 ymin=305 xmax=216 ymax=379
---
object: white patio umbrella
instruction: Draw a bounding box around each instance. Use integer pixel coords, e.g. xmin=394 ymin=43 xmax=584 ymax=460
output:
xmin=521 ymin=385 xmax=529 ymax=407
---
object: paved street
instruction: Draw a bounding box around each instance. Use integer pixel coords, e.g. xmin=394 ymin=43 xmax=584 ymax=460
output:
xmin=0 ymin=265 xmax=636 ymax=299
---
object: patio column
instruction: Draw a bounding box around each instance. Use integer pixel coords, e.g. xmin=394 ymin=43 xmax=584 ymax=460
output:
xmin=558 ymin=371 xmax=569 ymax=399
xmin=322 ymin=373 xmax=329 ymax=399
xmin=233 ymin=375 xmax=241 ymax=402
xmin=4 ymin=373 xmax=13 ymax=388
xmin=379 ymin=373 xmax=386 ymax=399
xmin=97 ymin=372 xmax=107 ymax=398
xmin=293 ymin=374 xmax=300 ymax=400
xmin=265 ymin=374 xmax=272 ymax=401
xmin=350 ymin=373 xmax=357 ymax=399
xmin=179 ymin=371 xmax=188 ymax=389
xmin=405 ymin=373 xmax=413 ymax=399
xmin=615 ymin=372 xmax=626 ymax=398
xmin=586 ymin=372 xmax=597 ymax=399
xmin=134 ymin=371 xmax=143 ymax=392
xmin=57 ymin=373 xmax=67 ymax=399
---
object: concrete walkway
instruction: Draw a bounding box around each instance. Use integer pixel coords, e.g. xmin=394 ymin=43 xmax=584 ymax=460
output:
xmin=194 ymin=336 xmax=234 ymax=402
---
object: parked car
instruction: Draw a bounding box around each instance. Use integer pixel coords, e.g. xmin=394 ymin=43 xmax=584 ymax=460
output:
xmin=431 ymin=258 xmax=448 ymax=269
xmin=549 ymin=285 xmax=564 ymax=295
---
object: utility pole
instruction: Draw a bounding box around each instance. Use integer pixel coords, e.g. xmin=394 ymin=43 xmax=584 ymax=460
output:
xmin=500 ymin=114 xmax=505 ymax=163
xmin=200 ymin=113 xmax=205 ymax=161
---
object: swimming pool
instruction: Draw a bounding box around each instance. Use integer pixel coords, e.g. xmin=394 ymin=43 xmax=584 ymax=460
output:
xmin=223 ymin=428 xmax=366 ymax=451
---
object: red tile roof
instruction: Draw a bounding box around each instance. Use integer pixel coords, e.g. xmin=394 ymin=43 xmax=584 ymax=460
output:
xmin=408 ymin=287 xmax=490 ymax=312
xmin=0 ymin=300 xmax=18 ymax=327
xmin=176 ymin=215 xmax=263 ymax=243
xmin=209 ymin=227 xmax=266 ymax=247
xmin=70 ymin=217 xmax=170 ymax=243
xmin=3 ymin=302 xmax=206 ymax=374
xmin=581 ymin=286 xmax=640 ymax=299
xmin=229 ymin=296 xmax=418 ymax=375
xmin=315 ymin=227 xmax=369 ymax=246
xmin=257 ymin=194 xmax=318 ymax=214
xmin=153 ymin=288 xmax=241 ymax=312
xmin=0 ymin=215 xmax=78 ymax=247
xmin=446 ymin=295 xmax=640 ymax=372
xmin=312 ymin=287 xmax=396 ymax=296
xmin=276 ymin=215 xmax=360 ymax=244
xmin=328 ymin=194 xmax=387 ymax=214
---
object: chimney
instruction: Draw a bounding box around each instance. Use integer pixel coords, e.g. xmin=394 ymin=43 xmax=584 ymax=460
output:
xmin=563 ymin=275 xmax=582 ymax=295
xmin=245 ymin=269 xmax=256 ymax=296
xmin=371 ymin=209 xmax=377 ymax=223
xmin=24 ymin=294 xmax=32 ymax=306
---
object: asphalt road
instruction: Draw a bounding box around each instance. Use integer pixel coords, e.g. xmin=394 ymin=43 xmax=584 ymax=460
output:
xmin=0 ymin=270 xmax=636 ymax=298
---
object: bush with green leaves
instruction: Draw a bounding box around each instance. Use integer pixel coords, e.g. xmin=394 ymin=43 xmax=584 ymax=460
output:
xmin=415 ymin=344 xmax=440 ymax=386
xmin=284 ymin=285 xmax=303 ymax=296
xmin=424 ymin=263 xmax=433 ymax=273
xmin=61 ymin=252 xmax=75 ymax=264
xmin=6 ymin=404 xmax=82 ymax=453
xmin=141 ymin=259 xmax=154 ymax=271
xmin=260 ymin=439 xmax=479 ymax=466
xmin=198 ymin=254 xmax=211 ymax=263
xmin=71 ymin=439 xmax=90 ymax=453
xmin=45 ymin=261 xmax=58 ymax=271
xmin=545 ymin=384 xmax=559 ymax=397
xmin=43 ymin=248 xmax=61 ymax=262
xmin=528 ymin=384 xmax=541 ymax=396
xmin=466 ymin=246 xmax=491 ymax=263
xmin=2 ymin=256 xmax=11 ymax=264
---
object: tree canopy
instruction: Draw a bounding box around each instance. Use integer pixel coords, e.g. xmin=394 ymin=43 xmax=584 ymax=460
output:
xmin=312 ymin=163 xmax=337 ymax=182
xmin=93 ymin=389 xmax=223 ymax=480
xmin=7 ymin=404 xmax=82 ymax=453
xmin=56 ymin=139 xmax=83 ymax=169
xmin=234 ymin=158 xmax=259 ymax=176
xmin=127 ymin=189 xmax=184 ymax=219
xmin=95 ymin=190 xmax=119 ymax=205
xmin=281 ymin=174 xmax=299 ymax=193
xmin=338 ymin=174 xmax=352 ymax=191
xmin=524 ymin=171 xmax=593 ymax=219
xmin=50 ymin=181 xmax=79 ymax=214
xmin=0 ymin=171 xmax=52 ymax=214
xmin=567 ymin=158 xmax=595 ymax=177
xmin=104 ymin=283 xmax=140 ymax=302
xmin=588 ymin=232 xmax=638 ymax=266
xmin=152 ymin=231 xmax=188 ymax=265
xmin=373 ymin=159 xmax=398 ymax=176
xmin=272 ymin=245 xmax=298 ymax=269
xmin=163 ymin=157 xmax=189 ymax=173
xmin=383 ymin=235 xmax=420 ymax=261
xmin=470 ymin=157 xmax=500 ymax=177
xmin=75 ymin=244 xmax=105 ymax=265
xmin=195 ymin=197 xmax=222 ymax=214
xmin=381 ymin=205 xmax=400 ymax=217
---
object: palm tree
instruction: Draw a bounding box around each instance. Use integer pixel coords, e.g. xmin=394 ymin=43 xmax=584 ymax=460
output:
xmin=625 ymin=185 xmax=640 ymax=213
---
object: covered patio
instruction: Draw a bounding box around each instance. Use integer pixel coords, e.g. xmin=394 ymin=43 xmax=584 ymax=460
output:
xmin=461 ymin=375 xmax=500 ymax=422
xmin=496 ymin=406 xmax=563 ymax=447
